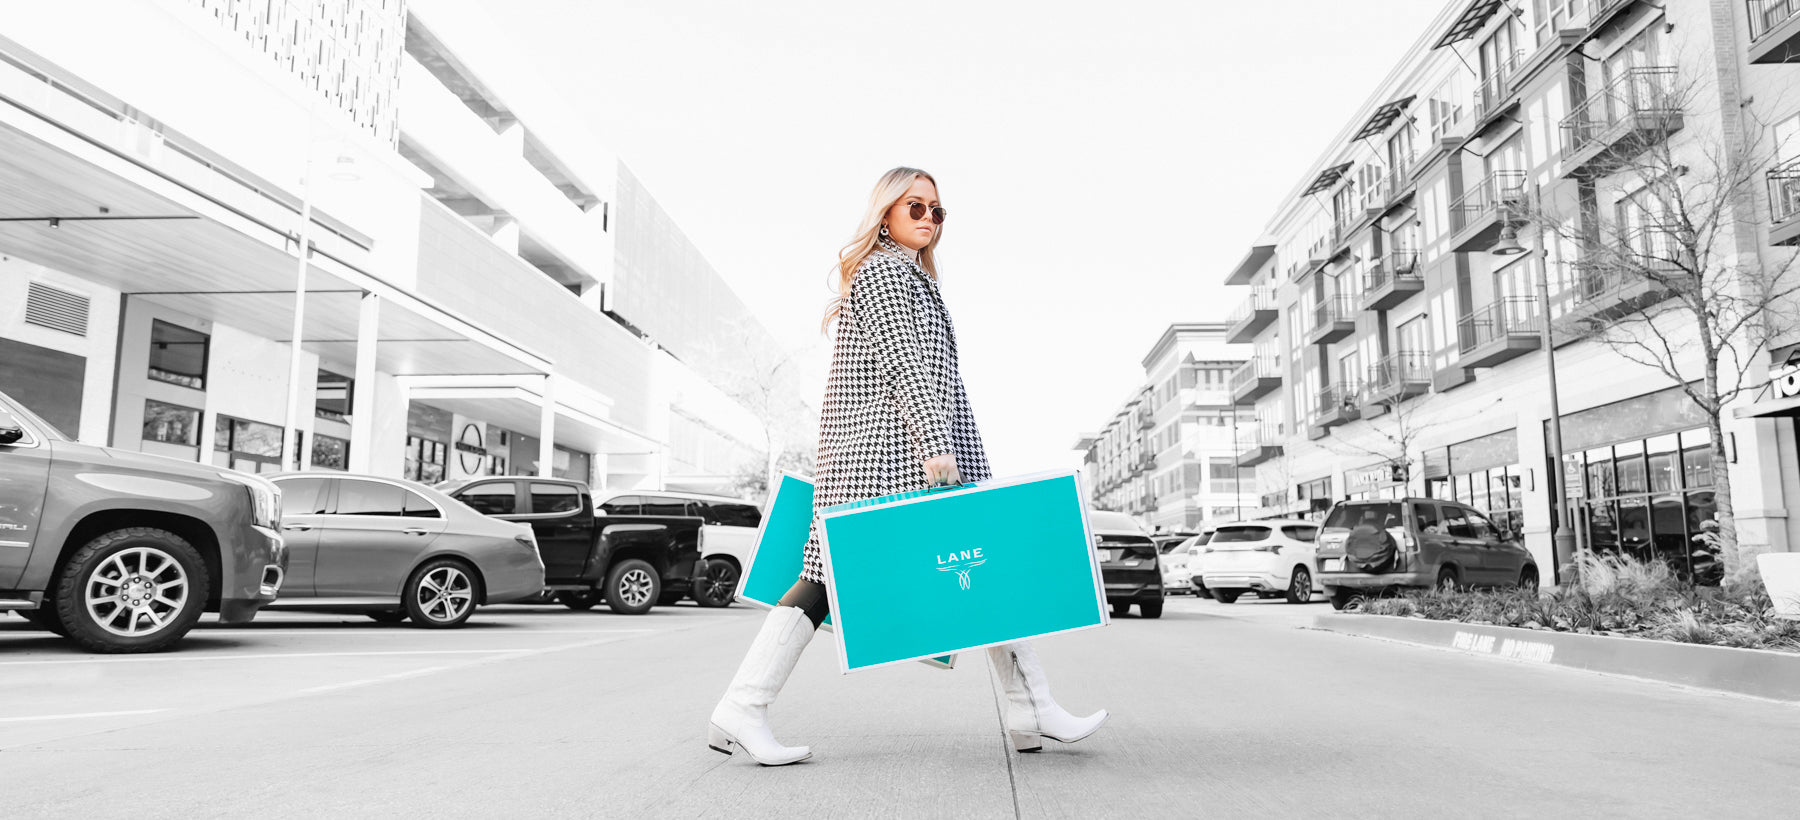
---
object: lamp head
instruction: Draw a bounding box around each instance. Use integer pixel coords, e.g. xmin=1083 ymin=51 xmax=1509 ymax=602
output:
xmin=1490 ymin=225 xmax=1528 ymax=256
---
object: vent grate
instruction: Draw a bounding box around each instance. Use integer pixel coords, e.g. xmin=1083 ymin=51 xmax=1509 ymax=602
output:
xmin=24 ymin=282 xmax=90 ymax=337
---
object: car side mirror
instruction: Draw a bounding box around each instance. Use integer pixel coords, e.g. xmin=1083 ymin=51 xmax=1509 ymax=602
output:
xmin=0 ymin=426 xmax=23 ymax=445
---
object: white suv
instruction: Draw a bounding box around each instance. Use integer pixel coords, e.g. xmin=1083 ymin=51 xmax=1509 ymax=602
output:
xmin=593 ymin=489 xmax=763 ymax=606
xmin=1194 ymin=519 xmax=1322 ymax=605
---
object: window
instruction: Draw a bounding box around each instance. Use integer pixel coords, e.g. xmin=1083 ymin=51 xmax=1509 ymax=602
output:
xmin=143 ymin=400 xmax=201 ymax=447
xmin=148 ymin=320 xmax=208 ymax=389
xmin=1464 ymin=507 xmax=1499 ymax=539
xmin=641 ymin=497 xmax=692 ymax=517
xmin=705 ymin=502 xmax=762 ymax=528
xmin=1442 ymin=506 xmax=1473 ymax=538
xmin=403 ymin=489 xmax=440 ymax=518
xmin=1282 ymin=525 xmax=1318 ymax=543
xmin=1211 ymin=526 xmax=1271 ymax=543
xmin=335 ymin=480 xmax=406 ymax=516
xmin=1398 ymin=315 xmax=1430 ymax=355
xmin=406 ymin=435 xmax=446 ymax=484
xmin=312 ymin=434 xmax=350 ymax=471
xmin=315 ymin=369 xmax=352 ymax=422
xmin=530 ymin=482 xmax=581 ymax=514
xmin=599 ymin=495 xmax=642 ymax=516
xmin=276 ymin=477 xmax=329 ymax=516
xmin=460 ymin=482 xmax=518 ymax=515
xmin=1412 ymin=501 xmax=1442 ymax=533
xmin=1209 ymin=458 xmax=1240 ymax=493
xmin=1531 ymin=0 xmax=1588 ymax=48
xmin=1323 ymin=501 xmax=1402 ymax=531
xmin=214 ymin=415 xmax=284 ymax=474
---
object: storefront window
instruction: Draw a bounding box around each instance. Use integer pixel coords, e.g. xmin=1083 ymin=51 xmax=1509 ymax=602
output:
xmin=148 ymin=320 xmax=208 ymax=389
xmin=143 ymin=400 xmax=201 ymax=447
xmin=312 ymin=434 xmax=350 ymax=471
xmin=214 ymin=415 xmax=284 ymax=473
xmin=406 ymin=435 xmax=446 ymax=484
xmin=1567 ymin=428 xmax=1719 ymax=582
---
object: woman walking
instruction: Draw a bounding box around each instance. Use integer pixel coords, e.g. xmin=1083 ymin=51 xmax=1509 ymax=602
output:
xmin=707 ymin=167 xmax=1108 ymax=766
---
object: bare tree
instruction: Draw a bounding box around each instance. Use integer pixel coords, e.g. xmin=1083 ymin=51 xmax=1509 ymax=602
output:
xmin=1519 ymin=64 xmax=1800 ymax=581
xmin=689 ymin=315 xmax=820 ymax=498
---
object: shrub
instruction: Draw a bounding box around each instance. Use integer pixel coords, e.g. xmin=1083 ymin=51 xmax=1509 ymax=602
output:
xmin=1346 ymin=553 xmax=1799 ymax=653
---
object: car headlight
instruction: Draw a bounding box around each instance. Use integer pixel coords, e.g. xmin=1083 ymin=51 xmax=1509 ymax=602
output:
xmin=225 ymin=472 xmax=281 ymax=529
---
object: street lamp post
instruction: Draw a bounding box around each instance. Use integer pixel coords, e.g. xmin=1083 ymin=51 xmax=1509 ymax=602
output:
xmin=279 ymin=150 xmax=317 ymax=473
xmin=1492 ymin=224 xmax=1580 ymax=585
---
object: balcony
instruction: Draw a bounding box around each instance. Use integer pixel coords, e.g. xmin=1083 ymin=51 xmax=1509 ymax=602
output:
xmin=1473 ymin=49 xmax=1525 ymax=125
xmin=1450 ymin=170 xmax=1528 ymax=253
xmin=1138 ymin=415 xmax=1155 ymax=431
xmin=1363 ymin=352 xmax=1432 ymax=405
xmin=1314 ymin=382 xmax=1362 ymax=429
xmin=1229 ymin=356 xmax=1283 ymax=405
xmin=1560 ymin=67 xmax=1684 ymax=178
xmin=1771 ymin=160 xmax=1800 ymax=245
xmin=1563 ymin=229 xmax=1692 ymax=323
xmin=1307 ymin=294 xmax=1357 ymax=345
xmin=1749 ymin=0 xmax=1800 ymax=63
xmin=1138 ymin=453 xmax=1158 ymax=471
xmin=1235 ymin=428 xmax=1285 ymax=467
xmin=1361 ymin=249 xmax=1423 ymax=311
xmin=1225 ymin=287 xmax=1279 ymax=343
xmin=1361 ymin=175 xmax=1392 ymax=218
xmin=1457 ymin=297 xmax=1542 ymax=369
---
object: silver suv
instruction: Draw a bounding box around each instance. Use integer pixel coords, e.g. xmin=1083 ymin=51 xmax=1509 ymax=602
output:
xmin=1315 ymin=498 xmax=1539 ymax=610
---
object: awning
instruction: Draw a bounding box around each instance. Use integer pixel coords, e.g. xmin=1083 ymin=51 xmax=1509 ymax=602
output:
xmin=1433 ymin=0 xmax=1506 ymax=50
xmin=1223 ymin=241 xmax=1277 ymax=286
xmin=1352 ymin=96 xmax=1418 ymax=142
xmin=1301 ymin=162 xmax=1353 ymax=197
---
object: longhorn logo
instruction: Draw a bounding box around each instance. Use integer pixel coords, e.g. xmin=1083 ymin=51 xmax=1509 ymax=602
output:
xmin=935 ymin=548 xmax=987 ymax=590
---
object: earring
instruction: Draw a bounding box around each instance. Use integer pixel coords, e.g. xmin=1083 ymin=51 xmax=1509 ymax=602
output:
xmin=879 ymin=226 xmax=889 ymax=237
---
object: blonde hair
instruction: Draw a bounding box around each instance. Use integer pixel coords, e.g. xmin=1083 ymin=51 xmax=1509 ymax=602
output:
xmin=822 ymin=167 xmax=942 ymax=331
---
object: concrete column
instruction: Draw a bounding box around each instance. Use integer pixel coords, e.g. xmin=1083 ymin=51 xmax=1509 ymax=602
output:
xmin=350 ymin=292 xmax=380 ymax=473
xmin=538 ymin=375 xmax=556 ymax=478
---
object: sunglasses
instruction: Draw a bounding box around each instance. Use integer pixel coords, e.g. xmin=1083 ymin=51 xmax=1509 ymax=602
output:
xmin=907 ymin=202 xmax=948 ymax=224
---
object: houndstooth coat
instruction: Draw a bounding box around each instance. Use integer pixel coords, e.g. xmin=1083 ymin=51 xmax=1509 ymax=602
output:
xmin=799 ymin=236 xmax=993 ymax=583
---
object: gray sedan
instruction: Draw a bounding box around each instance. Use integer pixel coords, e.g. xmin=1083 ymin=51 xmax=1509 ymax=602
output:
xmin=266 ymin=473 xmax=546 ymax=627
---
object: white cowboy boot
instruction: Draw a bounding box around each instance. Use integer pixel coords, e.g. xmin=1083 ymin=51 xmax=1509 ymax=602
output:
xmin=987 ymin=642 xmax=1109 ymax=752
xmin=708 ymin=606 xmax=815 ymax=765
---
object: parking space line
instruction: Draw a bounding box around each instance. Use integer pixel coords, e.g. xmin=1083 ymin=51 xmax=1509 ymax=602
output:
xmin=194 ymin=628 xmax=660 ymax=636
xmin=298 ymin=666 xmax=450 ymax=695
xmin=0 ymin=709 xmax=168 ymax=723
xmin=0 ymin=649 xmax=521 ymax=667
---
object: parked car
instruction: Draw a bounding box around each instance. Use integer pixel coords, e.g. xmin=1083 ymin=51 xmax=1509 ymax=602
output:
xmin=0 ymin=391 xmax=286 ymax=652
xmin=439 ymin=478 xmax=709 ymax=614
xmin=266 ymin=473 xmax=545 ymax=627
xmin=1092 ymin=510 xmax=1163 ymax=618
xmin=1159 ymin=534 xmax=1204 ymax=596
xmin=1315 ymin=498 xmax=1539 ymax=610
xmin=591 ymin=488 xmax=761 ymax=606
xmin=1194 ymin=519 xmax=1321 ymax=605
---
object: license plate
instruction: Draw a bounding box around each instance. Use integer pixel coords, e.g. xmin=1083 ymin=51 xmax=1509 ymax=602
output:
xmin=1323 ymin=558 xmax=1342 ymax=572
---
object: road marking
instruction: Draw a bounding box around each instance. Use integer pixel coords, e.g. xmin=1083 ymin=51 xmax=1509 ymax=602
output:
xmin=299 ymin=666 xmax=450 ymax=695
xmin=0 ymin=709 xmax=167 ymax=723
xmin=194 ymin=628 xmax=659 ymax=636
xmin=0 ymin=649 xmax=523 ymax=667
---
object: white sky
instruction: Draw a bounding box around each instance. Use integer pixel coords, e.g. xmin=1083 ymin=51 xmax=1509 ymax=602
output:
xmin=491 ymin=0 xmax=1451 ymax=475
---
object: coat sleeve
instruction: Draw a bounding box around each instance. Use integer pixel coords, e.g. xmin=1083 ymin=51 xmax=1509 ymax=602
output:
xmin=852 ymin=262 xmax=953 ymax=460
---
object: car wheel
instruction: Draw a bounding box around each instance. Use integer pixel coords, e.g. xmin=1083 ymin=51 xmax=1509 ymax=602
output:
xmin=1519 ymin=566 xmax=1540 ymax=592
xmin=1210 ymin=589 xmax=1241 ymax=604
xmin=1111 ymin=601 xmax=1131 ymax=617
xmin=1436 ymin=565 xmax=1462 ymax=593
xmin=19 ymin=604 xmax=68 ymax=636
xmin=1328 ymin=586 xmax=1357 ymax=611
xmin=1285 ymin=567 xmax=1313 ymax=604
xmin=366 ymin=610 xmax=408 ymax=624
xmin=404 ymin=559 xmax=479 ymax=628
xmin=694 ymin=559 xmax=739 ymax=608
xmin=1139 ymin=598 xmax=1164 ymax=619
xmin=605 ymin=559 xmax=660 ymax=615
xmin=557 ymin=590 xmax=603 ymax=611
xmin=54 ymin=528 xmax=208 ymax=654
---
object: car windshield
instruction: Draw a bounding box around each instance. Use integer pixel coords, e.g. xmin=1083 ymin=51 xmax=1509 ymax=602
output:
xmin=1323 ymin=502 xmax=1404 ymax=533
xmin=1210 ymin=526 xmax=1271 ymax=543
xmin=1159 ymin=541 xmax=1187 ymax=554
xmin=0 ymin=396 xmax=69 ymax=442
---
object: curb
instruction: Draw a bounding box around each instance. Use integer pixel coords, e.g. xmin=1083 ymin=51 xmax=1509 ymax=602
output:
xmin=1312 ymin=614 xmax=1800 ymax=702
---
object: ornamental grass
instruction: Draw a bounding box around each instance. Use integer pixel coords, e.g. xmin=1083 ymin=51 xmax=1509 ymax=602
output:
xmin=1352 ymin=553 xmax=1800 ymax=653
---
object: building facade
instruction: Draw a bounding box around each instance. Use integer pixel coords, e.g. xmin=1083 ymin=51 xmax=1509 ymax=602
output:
xmin=0 ymin=0 xmax=781 ymax=495
xmin=1076 ymin=323 xmax=1252 ymax=533
xmin=1221 ymin=0 xmax=1800 ymax=582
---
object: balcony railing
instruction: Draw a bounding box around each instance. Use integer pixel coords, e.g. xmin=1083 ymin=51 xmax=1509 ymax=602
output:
xmin=1561 ymin=67 xmax=1683 ymax=169
xmin=1474 ymin=49 xmax=1525 ymax=121
xmin=1458 ymin=296 xmax=1543 ymax=368
xmin=1771 ymin=159 xmax=1800 ymax=228
xmin=1308 ymin=293 xmax=1357 ymax=345
xmin=1315 ymin=382 xmax=1362 ymax=428
xmin=1750 ymin=0 xmax=1800 ymax=41
xmin=1451 ymin=170 xmax=1528 ymax=234
xmin=1230 ymin=355 xmax=1283 ymax=405
xmin=1364 ymin=351 xmax=1432 ymax=403
xmin=1565 ymin=228 xmax=1691 ymax=319
xmin=1226 ymin=286 xmax=1279 ymax=343
xmin=1235 ymin=425 xmax=1285 ymax=467
xmin=1363 ymin=249 xmax=1421 ymax=292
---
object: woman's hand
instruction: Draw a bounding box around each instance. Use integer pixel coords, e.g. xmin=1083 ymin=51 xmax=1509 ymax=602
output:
xmin=924 ymin=453 xmax=962 ymax=487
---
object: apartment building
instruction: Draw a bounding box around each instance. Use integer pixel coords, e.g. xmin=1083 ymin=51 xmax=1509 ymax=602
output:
xmin=1221 ymin=0 xmax=1800 ymax=582
xmin=1075 ymin=323 xmax=1252 ymax=533
xmin=0 ymin=0 xmax=778 ymax=494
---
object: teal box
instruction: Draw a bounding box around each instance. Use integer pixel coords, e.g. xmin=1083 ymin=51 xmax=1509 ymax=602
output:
xmin=819 ymin=468 xmax=1107 ymax=674
xmin=737 ymin=472 xmax=956 ymax=670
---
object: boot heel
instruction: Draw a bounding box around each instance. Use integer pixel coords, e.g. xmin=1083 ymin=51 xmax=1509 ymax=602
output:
xmin=1008 ymin=730 xmax=1043 ymax=753
xmin=707 ymin=723 xmax=734 ymax=756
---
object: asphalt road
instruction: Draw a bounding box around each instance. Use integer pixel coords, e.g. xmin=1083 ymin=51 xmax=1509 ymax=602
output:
xmin=4 ymin=594 xmax=1799 ymax=818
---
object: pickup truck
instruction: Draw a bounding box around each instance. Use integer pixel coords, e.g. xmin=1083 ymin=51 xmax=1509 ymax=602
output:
xmin=438 ymin=476 xmax=709 ymax=614
xmin=0 ymin=390 xmax=286 ymax=652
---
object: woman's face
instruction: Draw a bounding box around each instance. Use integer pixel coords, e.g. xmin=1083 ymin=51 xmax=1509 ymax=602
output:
xmin=883 ymin=176 xmax=941 ymax=251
